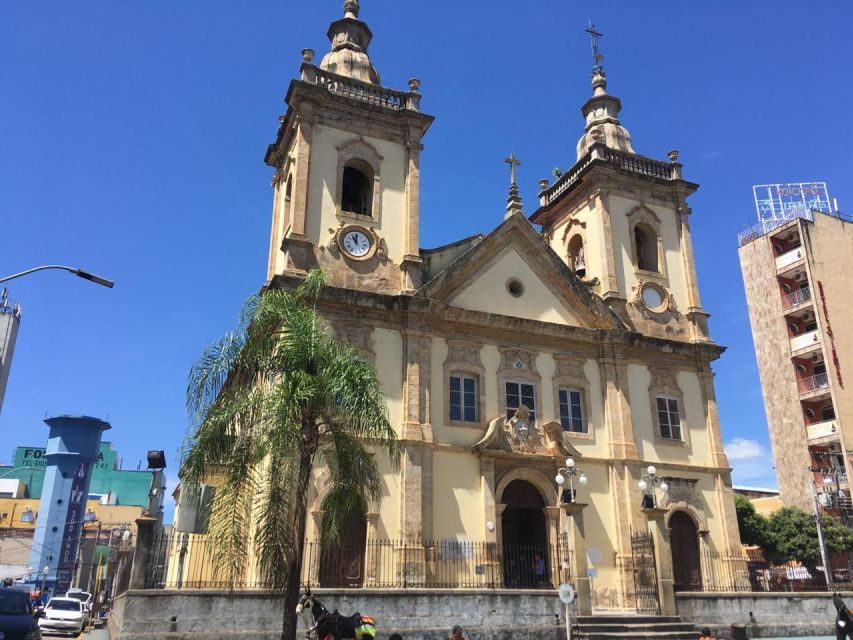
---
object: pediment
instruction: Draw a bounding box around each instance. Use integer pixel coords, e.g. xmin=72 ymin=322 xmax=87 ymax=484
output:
xmin=417 ymin=212 xmax=622 ymax=330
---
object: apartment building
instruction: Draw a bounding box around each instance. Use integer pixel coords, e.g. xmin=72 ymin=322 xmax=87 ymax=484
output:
xmin=739 ymin=190 xmax=853 ymax=517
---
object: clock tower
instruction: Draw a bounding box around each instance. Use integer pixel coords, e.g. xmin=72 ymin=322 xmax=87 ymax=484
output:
xmin=264 ymin=0 xmax=434 ymax=293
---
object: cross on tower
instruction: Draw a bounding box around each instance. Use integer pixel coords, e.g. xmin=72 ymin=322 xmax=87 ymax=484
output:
xmin=505 ymin=153 xmax=522 ymax=186
xmin=586 ymin=21 xmax=604 ymax=73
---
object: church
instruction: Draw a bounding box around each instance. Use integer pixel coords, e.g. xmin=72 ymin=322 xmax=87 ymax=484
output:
xmin=185 ymin=0 xmax=741 ymax=614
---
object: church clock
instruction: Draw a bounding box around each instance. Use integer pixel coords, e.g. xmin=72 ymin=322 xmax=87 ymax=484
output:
xmin=333 ymin=224 xmax=381 ymax=262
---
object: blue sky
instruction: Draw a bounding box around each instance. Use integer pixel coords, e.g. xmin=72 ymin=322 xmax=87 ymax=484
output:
xmin=2 ymin=1 xmax=852 ymax=518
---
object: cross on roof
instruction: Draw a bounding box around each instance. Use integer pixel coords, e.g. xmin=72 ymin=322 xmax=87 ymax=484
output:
xmin=505 ymin=153 xmax=522 ymax=186
xmin=586 ymin=21 xmax=605 ymax=72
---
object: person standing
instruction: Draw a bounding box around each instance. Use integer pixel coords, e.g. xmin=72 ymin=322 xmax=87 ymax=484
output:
xmin=449 ymin=625 xmax=466 ymax=640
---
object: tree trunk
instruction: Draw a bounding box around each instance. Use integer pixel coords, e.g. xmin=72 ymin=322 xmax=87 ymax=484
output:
xmin=281 ymin=421 xmax=318 ymax=640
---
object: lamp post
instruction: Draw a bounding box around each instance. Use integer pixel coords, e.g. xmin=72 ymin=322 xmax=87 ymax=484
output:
xmin=40 ymin=565 xmax=49 ymax=603
xmin=638 ymin=465 xmax=669 ymax=509
xmin=554 ymin=457 xmax=592 ymax=617
xmin=555 ymin=457 xmax=588 ymax=504
xmin=0 ymin=265 xmax=114 ymax=288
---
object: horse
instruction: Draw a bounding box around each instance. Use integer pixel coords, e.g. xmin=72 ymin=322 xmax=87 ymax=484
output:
xmin=296 ymin=588 xmax=368 ymax=640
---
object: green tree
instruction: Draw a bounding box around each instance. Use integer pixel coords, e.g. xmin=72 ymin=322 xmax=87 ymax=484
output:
xmin=734 ymin=494 xmax=770 ymax=549
xmin=765 ymin=507 xmax=820 ymax=563
xmin=182 ymin=270 xmax=399 ymax=640
xmin=820 ymin=513 xmax=853 ymax=558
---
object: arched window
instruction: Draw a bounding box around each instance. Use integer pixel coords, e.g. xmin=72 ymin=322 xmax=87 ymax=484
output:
xmin=634 ymin=224 xmax=658 ymax=272
xmin=567 ymin=234 xmax=586 ymax=277
xmin=341 ymin=163 xmax=372 ymax=216
xmin=283 ymin=175 xmax=293 ymax=221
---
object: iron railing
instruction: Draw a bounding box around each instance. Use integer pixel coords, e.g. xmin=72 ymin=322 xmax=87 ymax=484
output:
xmin=798 ymin=372 xmax=829 ymax=394
xmin=144 ymin=534 xmax=572 ymax=590
xmin=689 ymin=551 xmax=853 ymax=593
xmin=783 ymin=286 xmax=812 ymax=309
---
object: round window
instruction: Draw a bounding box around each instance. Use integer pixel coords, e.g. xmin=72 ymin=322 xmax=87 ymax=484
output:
xmin=641 ymin=283 xmax=667 ymax=312
xmin=506 ymin=278 xmax=525 ymax=298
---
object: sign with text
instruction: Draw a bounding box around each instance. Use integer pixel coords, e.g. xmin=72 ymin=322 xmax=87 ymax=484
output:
xmin=55 ymin=461 xmax=93 ymax=594
xmin=14 ymin=443 xmax=117 ymax=470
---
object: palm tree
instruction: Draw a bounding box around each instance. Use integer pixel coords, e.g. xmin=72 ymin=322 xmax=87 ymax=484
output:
xmin=182 ymin=270 xmax=399 ymax=640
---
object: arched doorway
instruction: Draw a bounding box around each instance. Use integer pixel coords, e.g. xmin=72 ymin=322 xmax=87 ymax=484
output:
xmin=670 ymin=510 xmax=701 ymax=591
xmin=501 ymin=480 xmax=549 ymax=588
xmin=318 ymin=507 xmax=367 ymax=587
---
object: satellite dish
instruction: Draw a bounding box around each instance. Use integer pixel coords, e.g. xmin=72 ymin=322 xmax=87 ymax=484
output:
xmin=558 ymin=583 xmax=575 ymax=604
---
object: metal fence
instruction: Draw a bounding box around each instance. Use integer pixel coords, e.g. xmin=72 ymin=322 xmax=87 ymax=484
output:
xmin=144 ymin=533 xmax=572 ymax=590
xmin=693 ymin=551 xmax=853 ymax=593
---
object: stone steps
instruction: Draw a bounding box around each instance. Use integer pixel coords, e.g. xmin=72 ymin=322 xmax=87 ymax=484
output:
xmin=575 ymin=615 xmax=697 ymax=640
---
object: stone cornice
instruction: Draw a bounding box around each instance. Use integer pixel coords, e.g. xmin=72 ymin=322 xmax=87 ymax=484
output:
xmin=267 ymin=273 xmax=726 ymax=363
xmin=530 ymin=157 xmax=700 ymax=229
xmin=266 ymin=78 xmax=434 ymax=168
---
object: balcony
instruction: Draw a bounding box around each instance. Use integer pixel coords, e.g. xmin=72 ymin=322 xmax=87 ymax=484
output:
xmin=799 ymin=372 xmax=830 ymax=394
xmin=808 ymin=419 xmax=839 ymax=442
xmin=776 ymin=247 xmax=805 ymax=272
xmin=783 ymin=286 xmax=812 ymax=310
xmin=791 ymin=330 xmax=821 ymax=353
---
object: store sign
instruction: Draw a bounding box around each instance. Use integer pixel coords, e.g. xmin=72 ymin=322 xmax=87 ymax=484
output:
xmin=14 ymin=446 xmax=114 ymax=470
xmin=55 ymin=461 xmax=93 ymax=593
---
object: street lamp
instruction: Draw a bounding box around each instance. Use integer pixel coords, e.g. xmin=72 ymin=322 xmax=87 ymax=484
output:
xmin=638 ymin=465 xmax=669 ymax=509
xmin=40 ymin=565 xmax=49 ymax=600
xmin=0 ymin=265 xmax=114 ymax=288
xmin=555 ymin=457 xmax=588 ymax=504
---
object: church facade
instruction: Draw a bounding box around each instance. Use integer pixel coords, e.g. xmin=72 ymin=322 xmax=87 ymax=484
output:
xmin=216 ymin=1 xmax=740 ymax=611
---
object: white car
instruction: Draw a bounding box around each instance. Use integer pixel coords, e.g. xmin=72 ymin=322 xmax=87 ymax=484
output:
xmin=38 ymin=597 xmax=89 ymax=636
xmin=64 ymin=589 xmax=93 ymax=612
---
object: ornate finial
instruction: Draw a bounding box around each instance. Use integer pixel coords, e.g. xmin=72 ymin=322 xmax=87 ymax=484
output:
xmin=586 ymin=20 xmax=605 ymax=76
xmin=0 ymin=288 xmax=8 ymax=309
xmin=344 ymin=0 xmax=359 ymax=19
xmin=301 ymin=48 xmax=315 ymax=63
xmin=504 ymin=153 xmax=524 ymax=219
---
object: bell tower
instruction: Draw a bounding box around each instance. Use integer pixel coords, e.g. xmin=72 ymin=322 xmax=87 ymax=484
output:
xmin=530 ymin=26 xmax=711 ymax=344
xmin=264 ymin=1 xmax=434 ymax=293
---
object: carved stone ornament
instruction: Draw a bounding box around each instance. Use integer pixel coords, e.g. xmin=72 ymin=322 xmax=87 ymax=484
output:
xmin=336 ymin=321 xmax=374 ymax=357
xmin=447 ymin=340 xmax=482 ymax=367
xmin=649 ymin=366 xmax=679 ymax=393
xmin=501 ymin=349 xmax=535 ymax=373
xmin=661 ymin=477 xmax=703 ymax=512
xmin=554 ymin=355 xmax=586 ymax=381
xmin=472 ymin=410 xmax=582 ymax=459
xmin=560 ymin=217 xmax=588 ymax=243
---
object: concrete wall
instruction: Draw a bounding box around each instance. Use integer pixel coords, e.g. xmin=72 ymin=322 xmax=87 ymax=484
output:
xmin=676 ymin=591 xmax=843 ymax=638
xmin=110 ymin=589 xmax=567 ymax=640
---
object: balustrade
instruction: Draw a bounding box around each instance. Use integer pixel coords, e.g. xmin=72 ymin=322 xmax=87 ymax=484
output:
xmin=783 ymin=286 xmax=811 ymax=309
xmin=302 ymin=64 xmax=416 ymax=112
xmin=797 ymin=372 xmax=829 ymax=394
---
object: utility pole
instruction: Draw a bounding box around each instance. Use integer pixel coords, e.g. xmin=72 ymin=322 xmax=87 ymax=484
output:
xmin=811 ymin=478 xmax=833 ymax=585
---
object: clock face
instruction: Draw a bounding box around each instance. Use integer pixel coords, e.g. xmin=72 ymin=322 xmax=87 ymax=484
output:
xmin=342 ymin=230 xmax=372 ymax=258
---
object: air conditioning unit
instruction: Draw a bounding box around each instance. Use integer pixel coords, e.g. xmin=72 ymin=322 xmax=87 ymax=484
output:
xmin=812 ymin=354 xmax=820 ymax=363
xmin=795 ymin=273 xmax=803 ymax=280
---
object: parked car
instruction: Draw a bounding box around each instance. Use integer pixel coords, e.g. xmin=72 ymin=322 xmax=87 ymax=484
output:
xmin=37 ymin=597 xmax=88 ymax=636
xmin=63 ymin=589 xmax=92 ymax=612
xmin=0 ymin=586 xmax=42 ymax=638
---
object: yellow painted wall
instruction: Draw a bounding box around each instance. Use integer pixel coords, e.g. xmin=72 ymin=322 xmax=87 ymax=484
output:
xmin=0 ymin=498 xmax=142 ymax=532
xmin=431 ymin=450 xmax=483 ymax=541
xmin=448 ymin=246 xmax=583 ymax=326
xmin=306 ymin=125 xmax=407 ymax=263
xmin=374 ymin=327 xmax=403 ymax=438
xmin=609 ymin=195 xmax=688 ymax=314
xmin=628 ymin=365 xmax=712 ymax=467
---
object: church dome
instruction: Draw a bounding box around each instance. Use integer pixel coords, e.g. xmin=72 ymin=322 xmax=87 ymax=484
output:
xmin=319 ymin=0 xmax=381 ymax=85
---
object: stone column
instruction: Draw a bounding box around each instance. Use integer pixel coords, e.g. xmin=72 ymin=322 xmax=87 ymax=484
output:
xmin=481 ymin=458 xmax=497 ymax=544
xmin=401 ymin=138 xmax=424 ymax=291
xmin=595 ymin=190 xmax=621 ymax=299
xmin=562 ymin=503 xmax=592 ymax=616
xmin=544 ymin=505 xmax=561 ymax=584
xmin=128 ymin=514 xmax=158 ymax=590
xmin=494 ymin=503 xmax=507 ymax=588
xmin=364 ymin=512 xmax=380 ymax=586
xmin=644 ymin=508 xmax=676 ymax=616
xmin=288 ymin=110 xmax=313 ymax=241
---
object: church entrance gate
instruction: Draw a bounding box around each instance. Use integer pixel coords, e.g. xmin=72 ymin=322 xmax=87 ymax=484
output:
xmin=630 ymin=531 xmax=661 ymax=615
xmin=318 ymin=508 xmax=367 ymax=588
xmin=501 ymin=480 xmax=550 ymax=588
xmin=669 ymin=510 xmax=702 ymax=591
